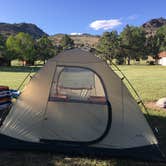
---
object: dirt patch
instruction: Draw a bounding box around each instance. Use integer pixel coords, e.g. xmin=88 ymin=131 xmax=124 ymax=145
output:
xmin=145 ymin=101 xmax=166 ymax=111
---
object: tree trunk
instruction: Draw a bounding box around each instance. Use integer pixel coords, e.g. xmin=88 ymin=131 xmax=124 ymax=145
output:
xmin=155 ymin=57 xmax=158 ymax=65
xmin=127 ymin=57 xmax=131 ymax=65
xmin=4 ymin=60 xmax=11 ymax=66
xmin=124 ymin=57 xmax=127 ymax=65
xmin=8 ymin=60 xmax=12 ymax=66
xmin=25 ymin=60 xmax=34 ymax=66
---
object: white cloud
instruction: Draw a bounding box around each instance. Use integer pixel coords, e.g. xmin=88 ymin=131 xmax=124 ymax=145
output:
xmin=89 ymin=19 xmax=122 ymax=30
xmin=127 ymin=14 xmax=139 ymax=20
xmin=70 ymin=32 xmax=82 ymax=35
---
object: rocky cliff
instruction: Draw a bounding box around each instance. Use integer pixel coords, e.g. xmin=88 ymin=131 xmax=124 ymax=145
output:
xmin=142 ymin=17 xmax=166 ymax=37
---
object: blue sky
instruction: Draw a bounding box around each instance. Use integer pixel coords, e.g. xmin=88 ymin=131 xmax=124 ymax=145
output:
xmin=0 ymin=0 xmax=165 ymax=35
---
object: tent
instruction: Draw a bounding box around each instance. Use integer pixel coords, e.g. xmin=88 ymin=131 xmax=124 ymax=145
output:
xmin=0 ymin=48 xmax=164 ymax=161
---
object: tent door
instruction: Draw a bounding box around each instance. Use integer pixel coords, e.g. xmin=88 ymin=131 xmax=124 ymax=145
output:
xmin=42 ymin=101 xmax=109 ymax=142
xmin=41 ymin=66 xmax=110 ymax=143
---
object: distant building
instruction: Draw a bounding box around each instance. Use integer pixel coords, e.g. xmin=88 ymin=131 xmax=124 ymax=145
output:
xmin=158 ymin=51 xmax=166 ymax=66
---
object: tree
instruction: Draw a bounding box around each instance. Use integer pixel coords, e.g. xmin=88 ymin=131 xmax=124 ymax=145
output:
xmin=120 ymin=25 xmax=146 ymax=65
xmin=0 ymin=34 xmax=10 ymax=65
xmin=60 ymin=35 xmax=74 ymax=50
xmin=6 ymin=32 xmax=36 ymax=65
xmin=6 ymin=35 xmax=19 ymax=64
xmin=96 ymin=31 xmax=120 ymax=61
xmin=146 ymin=25 xmax=166 ymax=63
xmin=16 ymin=32 xmax=36 ymax=65
xmin=36 ymin=35 xmax=57 ymax=63
xmin=0 ymin=34 xmax=5 ymax=56
xmin=0 ymin=34 xmax=5 ymax=49
xmin=146 ymin=35 xmax=161 ymax=63
xmin=156 ymin=25 xmax=166 ymax=52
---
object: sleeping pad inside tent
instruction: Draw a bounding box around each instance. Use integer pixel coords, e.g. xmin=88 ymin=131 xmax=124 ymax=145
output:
xmin=0 ymin=48 xmax=165 ymax=161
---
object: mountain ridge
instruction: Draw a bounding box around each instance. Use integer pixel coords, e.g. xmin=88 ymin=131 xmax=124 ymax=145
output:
xmin=0 ymin=17 xmax=165 ymax=46
xmin=0 ymin=22 xmax=47 ymax=38
xmin=142 ymin=17 xmax=166 ymax=36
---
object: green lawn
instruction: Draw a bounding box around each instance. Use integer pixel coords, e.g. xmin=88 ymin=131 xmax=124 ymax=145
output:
xmin=118 ymin=65 xmax=166 ymax=101
xmin=0 ymin=65 xmax=166 ymax=166
xmin=0 ymin=66 xmax=39 ymax=90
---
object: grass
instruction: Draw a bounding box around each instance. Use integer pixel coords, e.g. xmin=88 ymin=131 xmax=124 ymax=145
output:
xmin=117 ymin=65 xmax=166 ymax=101
xmin=0 ymin=64 xmax=166 ymax=166
xmin=0 ymin=66 xmax=39 ymax=90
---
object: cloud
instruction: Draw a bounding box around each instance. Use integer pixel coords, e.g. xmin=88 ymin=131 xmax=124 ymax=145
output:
xmin=89 ymin=19 xmax=122 ymax=30
xmin=70 ymin=32 xmax=82 ymax=35
xmin=127 ymin=14 xmax=139 ymax=20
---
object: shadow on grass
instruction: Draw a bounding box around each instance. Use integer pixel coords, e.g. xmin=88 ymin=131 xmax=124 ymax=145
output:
xmin=147 ymin=114 xmax=166 ymax=155
xmin=0 ymin=66 xmax=41 ymax=73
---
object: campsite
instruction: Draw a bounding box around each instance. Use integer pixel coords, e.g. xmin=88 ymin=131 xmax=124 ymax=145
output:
xmin=0 ymin=53 xmax=166 ymax=165
xmin=0 ymin=0 xmax=166 ymax=165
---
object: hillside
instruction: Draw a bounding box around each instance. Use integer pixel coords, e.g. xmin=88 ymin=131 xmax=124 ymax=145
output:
xmin=50 ymin=34 xmax=100 ymax=48
xmin=0 ymin=23 xmax=47 ymax=38
xmin=51 ymin=18 xmax=166 ymax=47
xmin=142 ymin=17 xmax=166 ymax=37
xmin=0 ymin=17 xmax=165 ymax=45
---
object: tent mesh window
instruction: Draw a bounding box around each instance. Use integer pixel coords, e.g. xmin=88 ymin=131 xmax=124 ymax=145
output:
xmin=49 ymin=66 xmax=106 ymax=104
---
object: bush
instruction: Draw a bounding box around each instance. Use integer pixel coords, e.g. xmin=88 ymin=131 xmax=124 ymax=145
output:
xmin=147 ymin=60 xmax=155 ymax=65
xmin=116 ymin=57 xmax=125 ymax=65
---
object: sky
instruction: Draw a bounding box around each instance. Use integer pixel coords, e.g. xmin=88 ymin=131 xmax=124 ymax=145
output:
xmin=0 ymin=0 xmax=166 ymax=35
